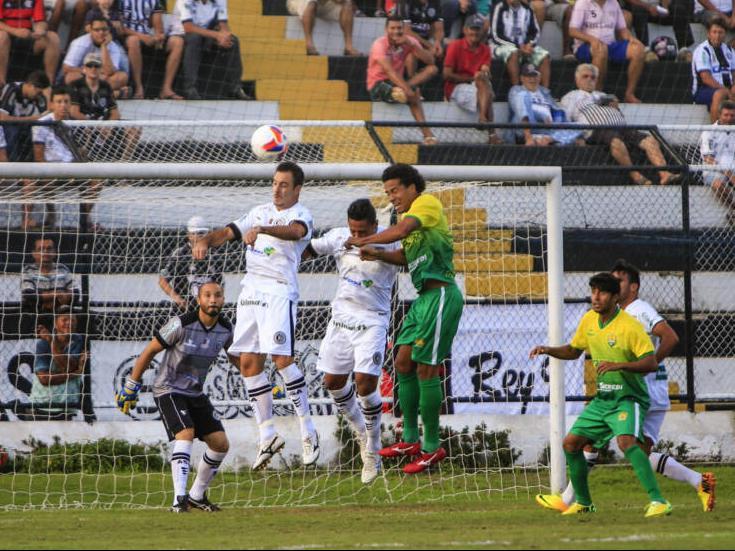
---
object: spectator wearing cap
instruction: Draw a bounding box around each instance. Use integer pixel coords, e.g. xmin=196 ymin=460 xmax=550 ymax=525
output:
xmin=28 ymin=305 xmax=87 ymax=421
xmin=692 ymin=16 xmax=735 ymax=122
xmin=159 ymin=215 xmax=225 ymax=311
xmin=561 ymin=63 xmax=677 ymax=184
xmin=0 ymin=0 xmax=61 ymax=88
xmin=569 ymin=0 xmax=646 ymax=103
xmin=491 ymin=0 xmax=551 ymax=88
xmin=367 ymin=14 xmax=438 ymax=145
xmin=509 ymin=63 xmax=583 ymax=145
xmin=444 ymin=15 xmax=500 ymax=142
xmin=69 ymin=53 xmax=120 ymax=121
xmin=63 ymin=13 xmax=130 ymax=95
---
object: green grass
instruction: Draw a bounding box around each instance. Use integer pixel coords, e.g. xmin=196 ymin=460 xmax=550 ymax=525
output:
xmin=1 ymin=466 xmax=732 ymax=549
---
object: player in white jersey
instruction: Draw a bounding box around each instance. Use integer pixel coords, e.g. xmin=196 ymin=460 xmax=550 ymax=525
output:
xmin=540 ymin=259 xmax=716 ymax=513
xmin=304 ymin=199 xmax=401 ymax=484
xmin=193 ymin=161 xmax=320 ymax=470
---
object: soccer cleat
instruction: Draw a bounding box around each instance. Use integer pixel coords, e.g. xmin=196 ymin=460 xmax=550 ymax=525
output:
xmin=302 ymin=431 xmax=320 ymax=467
xmin=169 ymin=495 xmax=190 ymax=513
xmin=560 ymin=502 xmax=596 ymax=515
xmin=188 ymin=493 xmax=221 ymax=512
xmin=644 ymin=500 xmax=672 ymax=518
xmin=361 ymin=451 xmax=382 ymax=484
xmin=378 ymin=441 xmax=421 ymax=458
xmin=697 ymin=472 xmax=716 ymax=512
xmin=252 ymin=434 xmax=286 ymax=470
xmin=535 ymin=494 xmax=569 ymax=512
xmin=403 ymin=447 xmax=447 ymax=474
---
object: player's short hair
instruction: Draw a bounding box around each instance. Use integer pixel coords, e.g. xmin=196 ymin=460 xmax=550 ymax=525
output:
xmin=347 ymin=198 xmax=377 ymax=224
xmin=382 ymin=163 xmax=426 ymax=193
xmin=275 ymin=161 xmax=304 ymax=188
xmin=386 ymin=13 xmax=403 ymax=25
xmin=50 ymin=86 xmax=71 ymax=100
xmin=197 ymin=280 xmax=222 ymax=296
xmin=589 ymin=272 xmax=620 ymax=295
xmin=706 ymin=15 xmax=728 ymax=30
xmin=610 ymin=258 xmax=641 ymax=286
xmin=720 ymin=99 xmax=735 ymax=113
xmin=26 ymin=70 xmax=50 ymax=90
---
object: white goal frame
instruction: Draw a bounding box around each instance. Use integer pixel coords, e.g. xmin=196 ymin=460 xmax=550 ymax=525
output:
xmin=3 ymin=162 xmax=566 ymax=492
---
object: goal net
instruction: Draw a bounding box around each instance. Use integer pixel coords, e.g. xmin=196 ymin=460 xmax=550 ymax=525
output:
xmin=0 ymin=121 xmax=573 ymax=510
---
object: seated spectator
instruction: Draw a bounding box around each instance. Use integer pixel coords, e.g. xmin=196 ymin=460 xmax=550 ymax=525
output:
xmin=619 ymin=0 xmax=693 ymax=48
xmin=692 ymin=16 xmax=735 ymax=122
xmin=287 ymin=0 xmax=361 ymax=56
xmin=694 ymin=0 xmax=735 ymax=29
xmin=569 ymin=0 xmax=646 ymax=103
xmin=0 ymin=0 xmax=60 ymax=88
xmin=561 ymin=62 xmax=677 ymax=184
xmin=367 ymin=14 xmax=438 ymax=144
xmin=21 ymin=236 xmax=79 ymax=316
xmin=29 ymin=86 xmax=101 ymax=228
xmin=491 ymin=0 xmax=551 ymax=87
xmin=159 ymin=215 xmax=225 ymax=311
xmin=173 ymin=0 xmax=247 ymax=100
xmin=396 ymin=0 xmax=445 ymax=79
xmin=509 ymin=63 xmax=583 ymax=144
xmin=443 ymin=15 xmax=500 ymax=141
xmin=700 ymin=99 xmax=735 ymax=220
xmin=442 ymin=0 xmax=478 ymax=39
xmin=118 ymin=0 xmax=184 ymax=99
xmin=28 ymin=306 xmax=86 ymax=421
xmin=86 ymin=0 xmax=125 ymax=44
xmin=63 ymin=14 xmax=130 ymax=95
xmin=0 ymin=70 xmax=48 ymax=161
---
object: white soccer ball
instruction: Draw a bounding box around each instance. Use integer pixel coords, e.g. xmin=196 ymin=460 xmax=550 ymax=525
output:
xmin=250 ymin=125 xmax=288 ymax=161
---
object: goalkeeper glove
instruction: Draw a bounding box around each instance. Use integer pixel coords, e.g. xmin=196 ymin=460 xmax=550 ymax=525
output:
xmin=116 ymin=377 xmax=142 ymax=415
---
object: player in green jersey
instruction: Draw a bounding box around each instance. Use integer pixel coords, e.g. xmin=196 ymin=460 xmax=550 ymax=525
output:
xmin=345 ymin=164 xmax=463 ymax=474
xmin=529 ymin=272 xmax=672 ymax=517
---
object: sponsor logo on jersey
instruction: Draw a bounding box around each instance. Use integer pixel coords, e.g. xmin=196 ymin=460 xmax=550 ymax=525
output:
xmin=618 ymin=411 xmax=628 ymax=421
xmin=240 ymin=298 xmax=268 ymax=307
xmin=407 ymin=254 xmax=428 ymax=273
xmin=415 ymin=338 xmax=425 ymax=347
xmin=598 ymin=382 xmax=624 ymax=392
xmin=263 ymin=246 xmax=275 ymax=256
xmin=372 ymin=352 xmax=382 ymax=365
xmin=274 ymin=331 xmax=287 ymax=345
xmin=362 ymin=279 xmax=374 ymax=288
xmin=607 ymin=335 xmax=617 ymax=347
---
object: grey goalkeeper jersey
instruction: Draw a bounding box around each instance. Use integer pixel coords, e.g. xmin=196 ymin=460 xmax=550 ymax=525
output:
xmin=152 ymin=311 xmax=233 ymax=398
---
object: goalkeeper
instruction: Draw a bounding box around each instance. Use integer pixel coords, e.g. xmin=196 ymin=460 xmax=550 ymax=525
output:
xmin=346 ymin=164 xmax=463 ymax=474
xmin=116 ymin=281 xmax=235 ymax=513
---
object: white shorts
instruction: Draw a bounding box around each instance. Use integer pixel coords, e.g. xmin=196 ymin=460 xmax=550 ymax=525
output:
xmin=450 ymin=83 xmax=479 ymax=113
xmin=317 ymin=319 xmax=387 ymax=377
xmin=287 ymin=0 xmax=346 ymax=20
xmin=643 ymin=410 xmax=667 ymax=445
xmin=229 ymin=288 xmax=296 ymax=357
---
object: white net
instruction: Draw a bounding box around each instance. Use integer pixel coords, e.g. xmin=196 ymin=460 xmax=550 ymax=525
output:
xmin=0 ymin=125 xmax=571 ymax=509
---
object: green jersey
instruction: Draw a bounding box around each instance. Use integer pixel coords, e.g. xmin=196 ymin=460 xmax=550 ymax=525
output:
xmin=570 ymin=308 xmax=655 ymax=408
xmin=401 ymin=194 xmax=456 ymax=292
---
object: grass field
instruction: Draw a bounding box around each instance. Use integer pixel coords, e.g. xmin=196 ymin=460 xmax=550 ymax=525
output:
xmin=0 ymin=465 xmax=732 ymax=549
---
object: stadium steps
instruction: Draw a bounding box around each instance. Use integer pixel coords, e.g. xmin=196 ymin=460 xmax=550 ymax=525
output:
xmin=465 ymin=273 xmax=548 ymax=299
xmin=454 ymin=254 xmax=535 ymax=273
xmin=256 ymin=80 xmax=349 ymax=102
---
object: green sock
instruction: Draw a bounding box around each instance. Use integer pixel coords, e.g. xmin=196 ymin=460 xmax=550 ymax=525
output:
xmin=564 ymin=449 xmax=592 ymax=506
xmin=418 ymin=377 xmax=443 ymax=453
xmin=625 ymin=445 xmax=665 ymax=503
xmin=397 ymin=371 xmax=420 ymax=443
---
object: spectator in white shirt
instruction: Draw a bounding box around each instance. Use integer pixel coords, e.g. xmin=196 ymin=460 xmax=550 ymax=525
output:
xmin=63 ymin=13 xmax=129 ymax=95
xmin=700 ymin=99 xmax=735 ymax=219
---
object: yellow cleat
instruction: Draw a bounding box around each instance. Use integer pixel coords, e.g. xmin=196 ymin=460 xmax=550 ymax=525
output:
xmin=561 ymin=502 xmax=596 ymax=515
xmin=644 ymin=500 xmax=672 ymax=518
xmin=535 ymin=494 xmax=569 ymax=512
xmin=697 ymin=472 xmax=716 ymax=512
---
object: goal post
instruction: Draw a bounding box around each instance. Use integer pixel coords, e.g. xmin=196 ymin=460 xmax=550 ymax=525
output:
xmin=0 ymin=151 xmax=569 ymax=507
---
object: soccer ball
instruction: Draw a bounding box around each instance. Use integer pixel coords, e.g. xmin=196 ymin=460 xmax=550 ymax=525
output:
xmin=250 ymin=125 xmax=288 ymax=161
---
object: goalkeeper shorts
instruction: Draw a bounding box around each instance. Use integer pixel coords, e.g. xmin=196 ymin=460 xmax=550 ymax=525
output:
xmin=155 ymin=392 xmax=224 ymax=441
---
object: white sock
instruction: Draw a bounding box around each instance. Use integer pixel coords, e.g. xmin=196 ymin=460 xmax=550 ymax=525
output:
xmin=189 ymin=448 xmax=227 ymax=501
xmin=244 ymin=372 xmax=276 ymax=443
xmin=649 ymin=452 xmax=702 ymax=489
xmin=171 ymin=440 xmax=192 ymax=505
xmin=358 ymin=390 xmax=383 ymax=453
xmin=279 ymin=363 xmax=316 ymax=437
xmin=561 ymin=450 xmax=598 ymax=505
xmin=328 ymin=383 xmax=366 ymax=436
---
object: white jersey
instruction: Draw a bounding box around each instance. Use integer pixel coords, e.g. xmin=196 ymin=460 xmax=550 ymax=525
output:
xmin=700 ymin=121 xmax=735 ymax=170
xmin=32 ymin=113 xmax=75 ymax=163
xmin=229 ymin=202 xmax=313 ymax=302
xmin=625 ymin=298 xmax=670 ymax=411
xmin=310 ymin=226 xmax=401 ymax=327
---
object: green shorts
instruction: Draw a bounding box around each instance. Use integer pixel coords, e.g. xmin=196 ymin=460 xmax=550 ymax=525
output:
xmin=396 ymin=283 xmax=463 ymax=366
xmin=570 ymin=397 xmax=647 ymax=448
